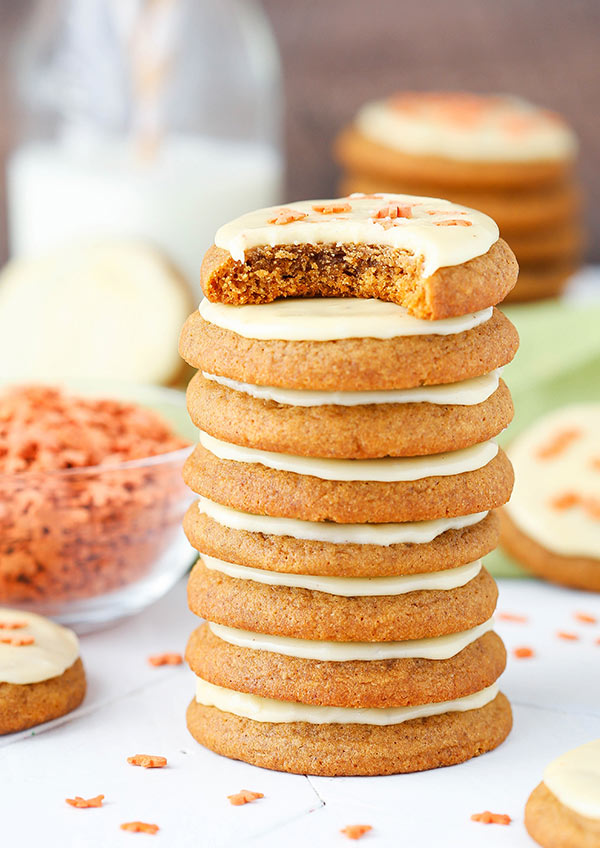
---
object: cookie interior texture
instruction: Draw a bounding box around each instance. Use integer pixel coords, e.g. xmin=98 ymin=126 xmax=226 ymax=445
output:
xmin=200 ymin=240 xmax=518 ymax=320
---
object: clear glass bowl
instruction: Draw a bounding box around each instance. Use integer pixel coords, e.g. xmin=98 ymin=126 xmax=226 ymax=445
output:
xmin=0 ymin=383 xmax=196 ymax=632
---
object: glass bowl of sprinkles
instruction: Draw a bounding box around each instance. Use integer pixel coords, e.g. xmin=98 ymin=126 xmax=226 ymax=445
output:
xmin=0 ymin=382 xmax=196 ymax=632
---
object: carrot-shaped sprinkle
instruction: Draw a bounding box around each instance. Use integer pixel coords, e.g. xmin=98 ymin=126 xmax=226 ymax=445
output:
xmin=312 ymin=202 xmax=352 ymax=214
xmin=590 ymin=457 xmax=600 ymax=470
xmin=66 ymin=795 xmax=104 ymax=808
xmin=513 ymin=646 xmax=535 ymax=659
xmin=147 ymin=653 xmax=182 ymax=667
xmin=498 ymin=612 xmax=528 ymax=623
xmin=434 ymin=219 xmax=472 ymax=226
xmin=127 ymin=755 xmax=167 ymax=769
xmin=227 ymin=789 xmax=264 ymax=806
xmin=0 ymin=621 xmax=27 ymax=629
xmin=583 ymin=497 xmax=600 ymax=519
xmin=574 ymin=612 xmax=597 ymax=624
xmin=557 ymin=631 xmax=579 ymax=641
xmin=267 ymin=208 xmax=308 ymax=226
xmin=471 ymin=811 xmax=511 ymax=825
xmin=341 ymin=824 xmax=373 ymax=840
xmin=372 ymin=204 xmax=412 ymax=220
xmin=0 ymin=635 xmax=34 ymax=646
xmin=537 ymin=428 xmax=580 ymax=459
xmin=120 ymin=822 xmax=159 ymax=834
xmin=550 ymin=492 xmax=580 ymax=511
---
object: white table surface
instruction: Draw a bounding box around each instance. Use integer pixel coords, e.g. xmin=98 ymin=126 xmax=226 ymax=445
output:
xmin=2 ymin=576 xmax=600 ymax=848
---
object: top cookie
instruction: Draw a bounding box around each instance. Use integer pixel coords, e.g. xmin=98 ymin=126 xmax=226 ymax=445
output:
xmin=201 ymin=194 xmax=518 ymax=320
xmin=336 ymin=92 xmax=577 ymax=188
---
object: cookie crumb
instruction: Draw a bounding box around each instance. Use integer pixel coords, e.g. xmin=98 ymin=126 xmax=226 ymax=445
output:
xmin=513 ymin=646 xmax=535 ymax=659
xmin=66 ymin=794 xmax=104 ymax=808
xmin=127 ymin=755 xmax=167 ymax=769
xmin=148 ymin=653 xmax=183 ymax=667
xmin=574 ymin=612 xmax=597 ymax=624
xmin=227 ymin=789 xmax=264 ymax=806
xmin=557 ymin=631 xmax=579 ymax=641
xmin=471 ymin=811 xmax=511 ymax=825
xmin=120 ymin=822 xmax=159 ymax=834
xmin=340 ymin=824 xmax=372 ymax=840
xmin=498 ymin=612 xmax=528 ymax=623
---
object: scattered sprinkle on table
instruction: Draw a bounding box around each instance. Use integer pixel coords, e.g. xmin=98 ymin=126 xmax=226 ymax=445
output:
xmin=513 ymin=646 xmax=535 ymax=659
xmin=227 ymin=790 xmax=264 ymax=806
xmin=497 ymin=612 xmax=528 ymax=623
xmin=557 ymin=631 xmax=579 ymax=641
xmin=341 ymin=824 xmax=373 ymax=840
xmin=574 ymin=612 xmax=597 ymax=624
xmin=127 ymin=755 xmax=168 ymax=768
xmin=471 ymin=811 xmax=511 ymax=825
xmin=66 ymin=794 xmax=104 ymax=808
xmin=148 ymin=653 xmax=183 ymax=667
xmin=120 ymin=822 xmax=159 ymax=834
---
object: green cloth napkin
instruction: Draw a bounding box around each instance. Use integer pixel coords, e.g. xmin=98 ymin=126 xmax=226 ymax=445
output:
xmin=486 ymin=297 xmax=600 ymax=577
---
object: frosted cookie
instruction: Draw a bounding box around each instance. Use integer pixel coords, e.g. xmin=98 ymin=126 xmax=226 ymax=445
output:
xmin=184 ymin=500 xmax=500 ymax=577
xmin=199 ymin=194 xmax=518 ymax=319
xmin=186 ymin=688 xmax=512 ymax=776
xmin=180 ymin=304 xmax=518 ymax=392
xmin=183 ymin=438 xmax=514 ymax=524
xmin=504 ymin=221 xmax=583 ymax=266
xmin=186 ymin=371 xmax=513 ymax=459
xmin=525 ymin=740 xmax=600 ymax=848
xmin=187 ymin=558 xmax=498 ymax=642
xmin=186 ymin=622 xmax=506 ymax=708
xmin=501 ymin=405 xmax=600 ymax=591
xmin=0 ymin=609 xmax=85 ymax=734
xmin=335 ymin=93 xmax=577 ymax=189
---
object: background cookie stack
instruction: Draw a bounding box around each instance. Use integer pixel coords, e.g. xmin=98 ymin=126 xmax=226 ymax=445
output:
xmin=335 ymin=92 xmax=583 ymax=302
xmin=179 ymin=193 xmax=520 ymax=776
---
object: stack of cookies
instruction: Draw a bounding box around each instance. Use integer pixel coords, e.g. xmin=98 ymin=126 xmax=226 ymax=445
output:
xmin=179 ymin=193 xmax=519 ymax=776
xmin=336 ymin=92 xmax=583 ymax=302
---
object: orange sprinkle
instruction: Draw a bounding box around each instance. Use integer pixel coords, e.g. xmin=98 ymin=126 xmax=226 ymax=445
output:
xmin=341 ymin=824 xmax=373 ymax=840
xmin=434 ymin=219 xmax=472 ymax=227
xmin=372 ymin=203 xmax=412 ymax=220
xmin=550 ymin=492 xmax=580 ymax=511
xmin=0 ymin=635 xmax=34 ymax=646
xmin=127 ymin=755 xmax=167 ymax=769
xmin=582 ymin=497 xmax=600 ymax=520
xmin=312 ymin=202 xmax=352 ymax=214
xmin=557 ymin=631 xmax=579 ymax=641
xmin=227 ymin=789 xmax=264 ymax=806
xmin=574 ymin=612 xmax=597 ymax=624
xmin=513 ymin=646 xmax=535 ymax=659
xmin=120 ymin=822 xmax=159 ymax=835
xmin=66 ymin=794 xmax=104 ymax=809
xmin=537 ymin=428 xmax=581 ymax=460
xmin=471 ymin=811 xmax=512 ymax=825
xmin=590 ymin=457 xmax=600 ymax=471
xmin=267 ymin=208 xmax=308 ymax=226
xmin=0 ymin=621 xmax=27 ymax=629
xmin=596 ymin=637 xmax=600 ymax=646
xmin=498 ymin=612 xmax=528 ymax=623
xmin=148 ymin=653 xmax=182 ymax=667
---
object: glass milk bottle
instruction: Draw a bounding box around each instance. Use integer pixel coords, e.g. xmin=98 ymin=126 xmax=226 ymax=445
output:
xmin=7 ymin=0 xmax=283 ymax=296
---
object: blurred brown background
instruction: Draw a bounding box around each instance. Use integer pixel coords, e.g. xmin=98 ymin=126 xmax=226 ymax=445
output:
xmin=2 ymin=0 xmax=599 ymax=258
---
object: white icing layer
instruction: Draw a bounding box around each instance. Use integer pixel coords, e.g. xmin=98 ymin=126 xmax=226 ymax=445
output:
xmin=208 ymin=617 xmax=495 ymax=661
xmin=199 ymin=431 xmax=498 ymax=482
xmin=544 ymin=740 xmax=600 ymax=820
xmin=198 ymin=497 xmax=488 ymax=545
xmin=200 ymin=554 xmax=481 ymax=596
xmin=199 ymin=297 xmax=493 ymax=342
xmin=506 ymin=405 xmax=600 ymax=558
xmin=202 ymin=368 xmax=501 ymax=407
xmin=194 ymin=677 xmax=499 ymax=725
xmin=0 ymin=608 xmax=80 ymax=685
xmin=355 ymin=94 xmax=577 ymax=162
xmin=214 ymin=194 xmax=498 ymax=273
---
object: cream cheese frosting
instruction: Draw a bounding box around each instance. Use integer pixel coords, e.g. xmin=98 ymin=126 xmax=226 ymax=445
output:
xmin=0 ymin=608 xmax=79 ymax=685
xmin=202 ymin=368 xmax=501 ymax=407
xmin=208 ymin=617 xmax=495 ymax=661
xmin=194 ymin=677 xmax=499 ymax=725
xmin=200 ymin=554 xmax=482 ymax=596
xmin=213 ymin=194 xmax=499 ymax=273
xmin=543 ymin=740 xmax=600 ymax=820
xmin=197 ymin=497 xmax=487 ymax=545
xmin=355 ymin=93 xmax=577 ymax=162
xmin=506 ymin=405 xmax=600 ymax=558
xmin=198 ymin=430 xmax=498 ymax=482
xmin=198 ymin=296 xmax=493 ymax=341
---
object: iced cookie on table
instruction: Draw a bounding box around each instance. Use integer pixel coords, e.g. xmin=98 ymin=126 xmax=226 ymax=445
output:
xmin=199 ymin=194 xmax=518 ymax=319
xmin=500 ymin=405 xmax=600 ymax=591
xmin=525 ymin=739 xmax=600 ymax=848
xmin=0 ymin=609 xmax=85 ymax=734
